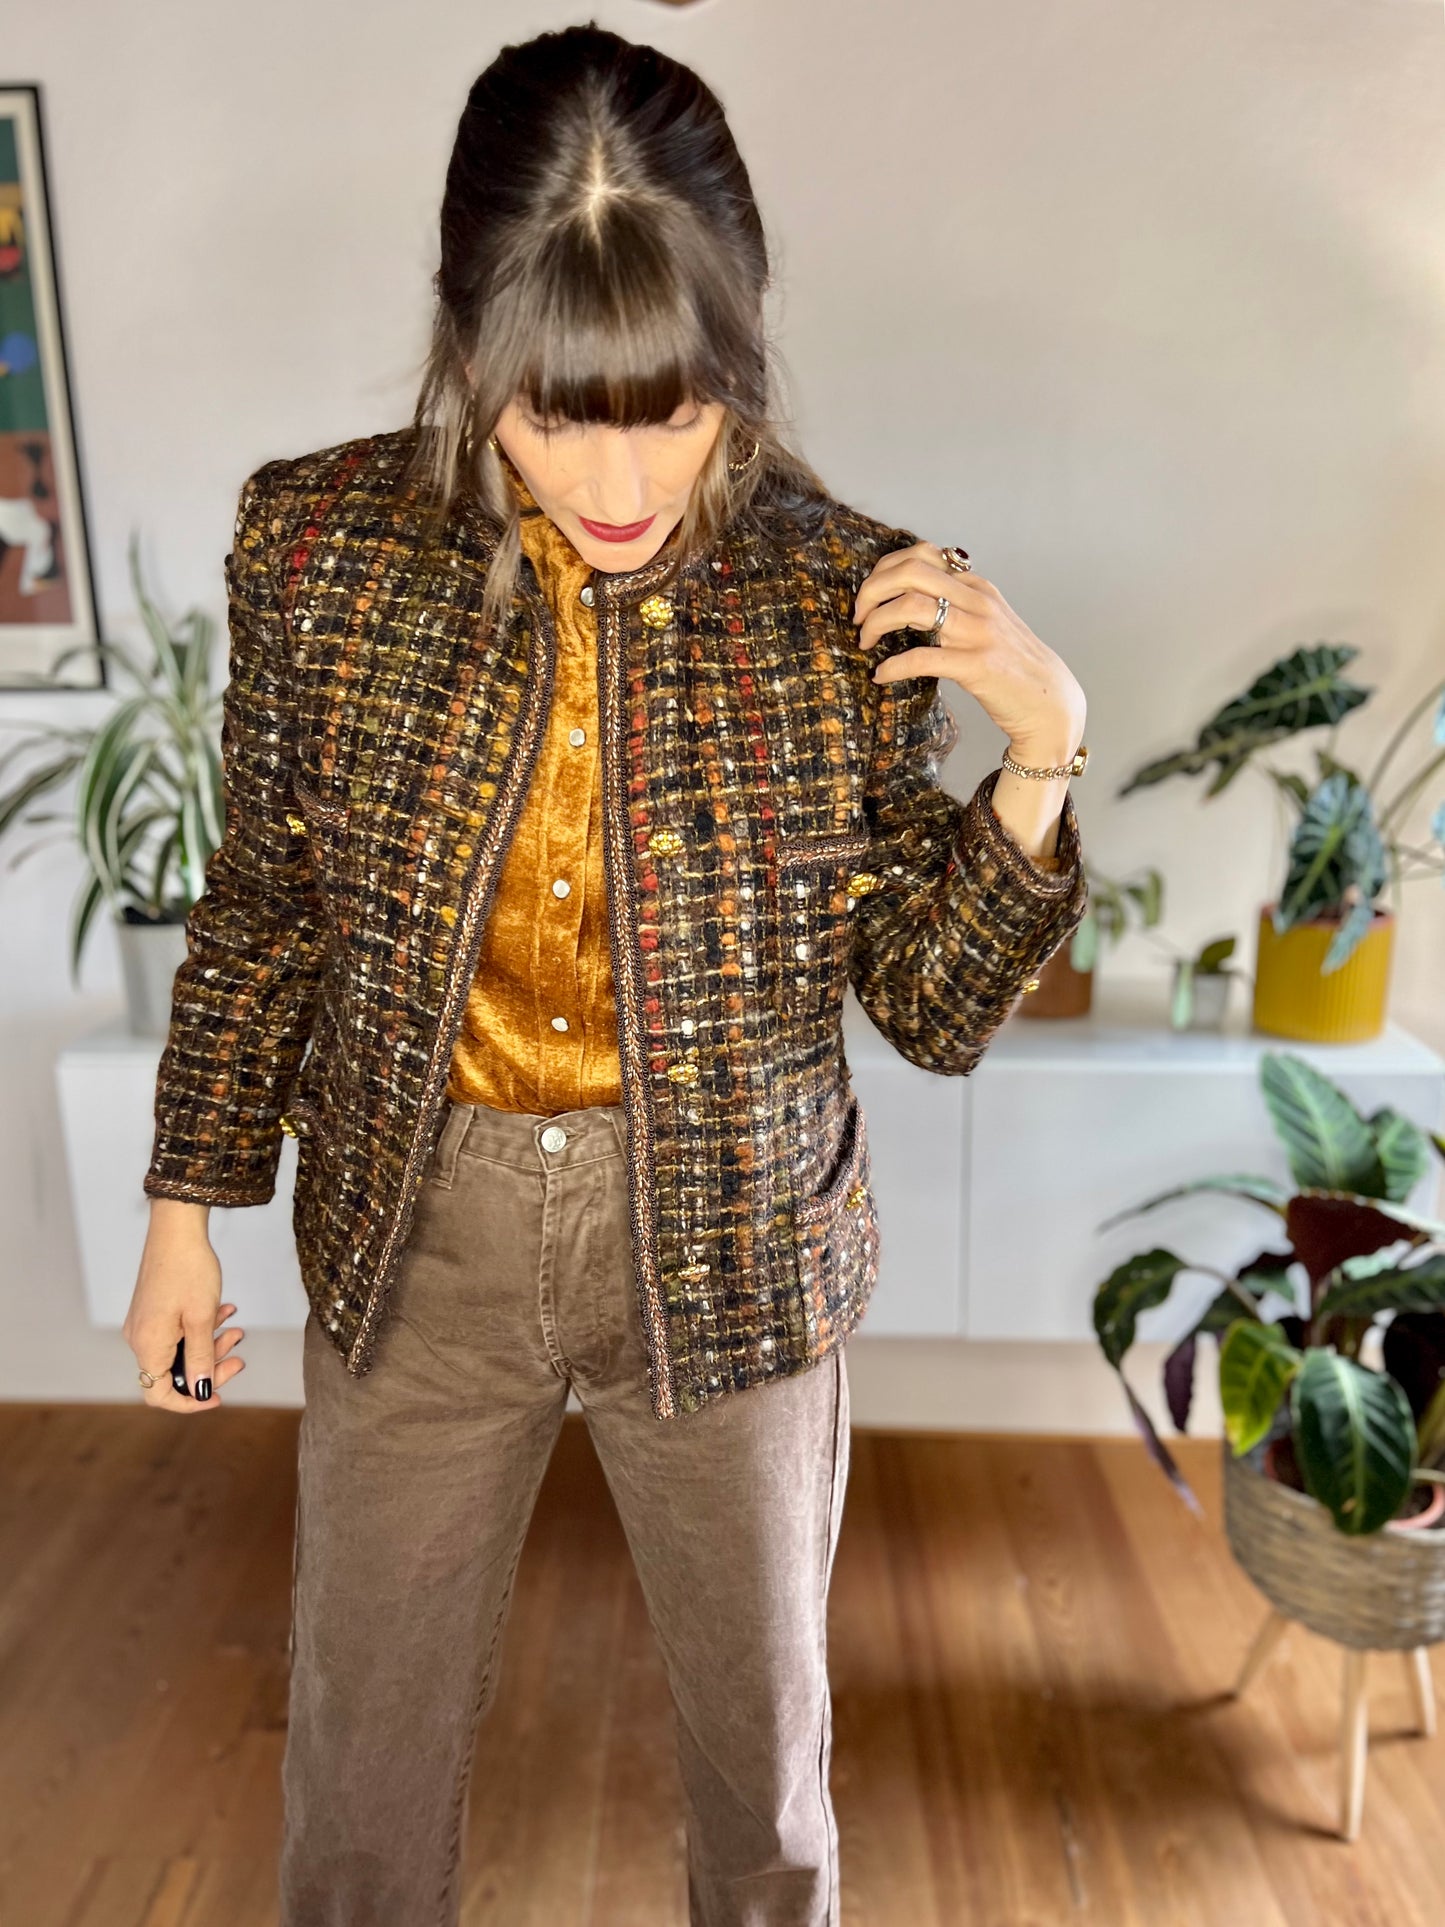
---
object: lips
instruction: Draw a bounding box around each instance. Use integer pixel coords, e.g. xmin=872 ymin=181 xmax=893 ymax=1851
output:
xmin=577 ymin=513 xmax=657 ymax=544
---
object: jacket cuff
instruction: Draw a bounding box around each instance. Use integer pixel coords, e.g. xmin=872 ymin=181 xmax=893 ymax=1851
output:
xmin=956 ymin=765 xmax=1084 ymax=898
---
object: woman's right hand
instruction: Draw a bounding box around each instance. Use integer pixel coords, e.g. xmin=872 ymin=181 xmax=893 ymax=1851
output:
xmin=124 ymin=1199 xmax=248 ymax=1411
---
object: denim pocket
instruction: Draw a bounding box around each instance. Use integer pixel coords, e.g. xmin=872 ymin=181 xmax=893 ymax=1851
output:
xmin=427 ymin=1100 xmax=472 ymax=1191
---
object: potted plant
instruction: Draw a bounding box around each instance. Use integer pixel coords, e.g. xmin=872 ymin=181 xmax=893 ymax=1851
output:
xmin=0 ymin=535 xmax=223 ymax=1036
xmin=1163 ymin=934 xmax=1243 ymax=1033
xmin=1021 ymin=860 xmax=1164 ymax=1019
xmin=1093 ymin=1044 xmax=1445 ymax=1604
xmin=1118 ymin=645 xmax=1445 ymax=1043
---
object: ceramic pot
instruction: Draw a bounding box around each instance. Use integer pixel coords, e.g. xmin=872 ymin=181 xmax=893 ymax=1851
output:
xmin=1251 ymin=902 xmax=1394 ymax=1043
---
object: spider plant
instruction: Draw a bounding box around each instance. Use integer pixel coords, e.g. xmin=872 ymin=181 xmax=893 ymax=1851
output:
xmin=0 ymin=533 xmax=223 ymax=982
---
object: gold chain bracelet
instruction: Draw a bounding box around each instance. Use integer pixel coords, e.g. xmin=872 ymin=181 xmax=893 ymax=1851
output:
xmin=1000 ymin=743 xmax=1089 ymax=781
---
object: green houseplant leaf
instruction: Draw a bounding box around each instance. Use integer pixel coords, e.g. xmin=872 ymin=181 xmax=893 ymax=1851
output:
xmin=1273 ymin=769 xmax=1389 ymax=971
xmin=1258 ymin=1053 xmax=1384 ymax=1195
xmin=1291 ymin=1349 xmax=1416 ymax=1535
xmin=1219 ymin=1319 xmax=1301 ymax=1454
xmin=1117 ymin=644 xmax=1370 ymax=799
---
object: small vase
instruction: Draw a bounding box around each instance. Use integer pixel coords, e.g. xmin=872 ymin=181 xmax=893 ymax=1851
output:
xmin=115 ymin=906 xmax=189 ymax=1039
xmin=1251 ymin=902 xmax=1394 ymax=1043
xmin=1173 ymin=964 xmax=1233 ymax=1031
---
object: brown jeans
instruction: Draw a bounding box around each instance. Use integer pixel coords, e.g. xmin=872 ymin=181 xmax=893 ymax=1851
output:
xmin=279 ymin=1096 xmax=851 ymax=1927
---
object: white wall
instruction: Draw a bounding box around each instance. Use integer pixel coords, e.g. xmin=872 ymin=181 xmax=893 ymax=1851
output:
xmin=3 ymin=0 xmax=1443 ymax=1425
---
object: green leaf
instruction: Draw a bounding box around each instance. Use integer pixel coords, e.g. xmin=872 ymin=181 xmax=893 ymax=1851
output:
xmin=1219 ymin=1319 xmax=1301 ymax=1454
xmin=1169 ymin=960 xmax=1194 ymax=1030
xmin=1367 ymin=1106 xmax=1432 ymax=1205
xmin=1292 ymin=1349 xmax=1415 ymax=1535
xmin=1259 ymin=1053 xmax=1382 ymax=1194
xmin=1274 ymin=771 xmax=1388 ymax=971
xmin=0 ymin=752 xmax=85 ymax=838
xmin=1117 ymin=644 xmax=1370 ymax=798
xmin=1096 ymin=1172 xmax=1289 ymax=1234
xmin=1196 ymin=936 xmax=1236 ymax=973
xmin=1092 ymin=1248 xmax=1189 ymax=1369
xmin=67 ymin=870 xmax=106 ymax=988
xmin=1316 ymin=1248 xmax=1445 ymax=1323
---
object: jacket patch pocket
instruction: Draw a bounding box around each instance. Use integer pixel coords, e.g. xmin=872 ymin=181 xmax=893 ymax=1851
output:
xmin=792 ymin=1089 xmax=880 ymax=1352
xmin=771 ymin=831 xmax=873 ymax=1023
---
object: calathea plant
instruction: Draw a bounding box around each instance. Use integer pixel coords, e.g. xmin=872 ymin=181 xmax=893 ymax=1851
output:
xmin=1118 ymin=645 xmax=1445 ymax=972
xmin=1093 ymin=1051 xmax=1445 ymax=1535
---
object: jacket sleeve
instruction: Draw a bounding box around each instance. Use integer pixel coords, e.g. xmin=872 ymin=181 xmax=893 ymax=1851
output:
xmin=846 ymin=623 xmax=1089 ymax=1078
xmin=142 ymin=463 xmax=329 ymax=1205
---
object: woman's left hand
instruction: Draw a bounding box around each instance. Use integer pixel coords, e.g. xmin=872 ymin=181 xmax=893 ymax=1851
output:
xmin=851 ymin=540 xmax=1085 ymax=757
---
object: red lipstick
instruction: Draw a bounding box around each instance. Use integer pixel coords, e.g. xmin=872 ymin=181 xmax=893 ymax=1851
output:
xmin=577 ymin=512 xmax=656 ymax=544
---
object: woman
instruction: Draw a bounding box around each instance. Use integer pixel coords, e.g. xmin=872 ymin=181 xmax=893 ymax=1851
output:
xmin=126 ymin=23 xmax=1089 ymax=1927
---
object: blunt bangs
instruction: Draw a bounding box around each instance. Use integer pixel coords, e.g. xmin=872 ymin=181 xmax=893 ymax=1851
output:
xmin=491 ymin=210 xmax=750 ymax=428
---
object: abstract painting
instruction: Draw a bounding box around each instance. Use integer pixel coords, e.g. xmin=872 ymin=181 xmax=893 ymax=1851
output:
xmin=0 ymin=84 xmax=101 ymax=687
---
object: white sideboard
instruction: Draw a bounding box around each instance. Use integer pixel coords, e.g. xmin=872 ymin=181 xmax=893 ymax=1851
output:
xmin=58 ymin=977 xmax=1445 ymax=1343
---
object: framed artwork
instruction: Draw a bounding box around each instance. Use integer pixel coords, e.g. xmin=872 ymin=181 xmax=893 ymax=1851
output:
xmin=0 ymin=83 xmax=102 ymax=689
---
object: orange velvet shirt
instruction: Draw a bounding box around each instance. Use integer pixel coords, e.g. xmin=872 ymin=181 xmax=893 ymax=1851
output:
xmin=445 ymin=461 xmax=1061 ymax=1118
xmin=445 ymin=463 xmax=645 ymax=1114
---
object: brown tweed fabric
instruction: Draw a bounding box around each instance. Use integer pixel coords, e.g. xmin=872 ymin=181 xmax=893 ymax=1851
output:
xmin=142 ymin=424 xmax=1088 ymax=1419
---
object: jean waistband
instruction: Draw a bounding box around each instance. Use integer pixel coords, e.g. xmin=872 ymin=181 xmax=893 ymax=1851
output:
xmin=434 ymin=1095 xmax=629 ymax=1175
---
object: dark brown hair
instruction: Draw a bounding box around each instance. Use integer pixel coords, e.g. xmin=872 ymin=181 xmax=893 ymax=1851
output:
xmin=404 ymin=22 xmax=833 ymax=639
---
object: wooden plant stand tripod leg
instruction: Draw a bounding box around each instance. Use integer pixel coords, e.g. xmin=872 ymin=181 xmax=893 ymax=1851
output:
xmin=1230 ymin=1608 xmax=1437 ymax=1843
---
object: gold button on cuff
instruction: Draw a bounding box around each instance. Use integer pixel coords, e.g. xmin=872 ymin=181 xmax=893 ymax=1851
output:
xmin=279 ymin=1113 xmax=298 ymax=1136
xmin=845 ymin=871 xmax=883 ymax=897
xmin=648 ymin=827 xmax=684 ymax=856
xmin=285 ymin=811 xmax=306 ymax=835
xmin=1022 ymin=977 xmax=1042 ymax=993
xmin=639 ymin=593 xmax=675 ymax=629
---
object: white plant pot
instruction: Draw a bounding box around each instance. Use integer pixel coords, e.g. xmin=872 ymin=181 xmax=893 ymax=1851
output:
xmin=114 ymin=911 xmax=189 ymax=1039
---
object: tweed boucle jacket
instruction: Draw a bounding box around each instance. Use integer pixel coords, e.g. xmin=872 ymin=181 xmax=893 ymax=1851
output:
xmin=143 ymin=424 xmax=1089 ymax=1419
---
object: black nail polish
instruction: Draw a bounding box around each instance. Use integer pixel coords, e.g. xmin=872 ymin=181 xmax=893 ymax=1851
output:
xmin=196 ymin=1377 xmax=212 ymax=1401
xmin=170 ymin=1336 xmax=190 ymax=1396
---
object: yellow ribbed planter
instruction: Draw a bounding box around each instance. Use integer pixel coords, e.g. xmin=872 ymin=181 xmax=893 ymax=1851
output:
xmin=1251 ymin=903 xmax=1395 ymax=1042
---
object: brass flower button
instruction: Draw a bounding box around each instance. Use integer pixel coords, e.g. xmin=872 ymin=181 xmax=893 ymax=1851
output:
xmin=285 ymin=811 xmax=307 ymax=835
xmin=846 ymin=1183 xmax=867 ymax=1210
xmin=648 ymin=827 xmax=684 ymax=857
xmin=666 ymin=1060 xmax=699 ymax=1086
xmin=638 ymin=593 xmax=675 ymax=629
xmin=279 ymin=1113 xmax=299 ymax=1137
xmin=1022 ymin=977 xmax=1042 ymax=993
xmin=845 ymin=870 xmax=883 ymax=897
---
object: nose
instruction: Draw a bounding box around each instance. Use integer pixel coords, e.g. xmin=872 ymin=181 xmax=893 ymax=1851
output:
xmin=582 ymin=429 xmax=652 ymax=524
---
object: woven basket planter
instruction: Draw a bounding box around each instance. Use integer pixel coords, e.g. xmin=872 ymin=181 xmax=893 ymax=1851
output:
xmin=1222 ymin=1434 xmax=1445 ymax=1651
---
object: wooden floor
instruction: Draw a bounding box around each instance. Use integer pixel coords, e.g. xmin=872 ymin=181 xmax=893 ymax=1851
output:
xmin=2 ymin=1403 xmax=1443 ymax=1927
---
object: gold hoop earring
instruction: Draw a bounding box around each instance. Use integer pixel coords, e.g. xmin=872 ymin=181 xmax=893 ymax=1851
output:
xmin=728 ymin=437 xmax=761 ymax=474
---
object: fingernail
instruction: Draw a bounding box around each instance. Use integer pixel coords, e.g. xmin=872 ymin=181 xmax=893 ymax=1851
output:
xmin=196 ymin=1377 xmax=212 ymax=1401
